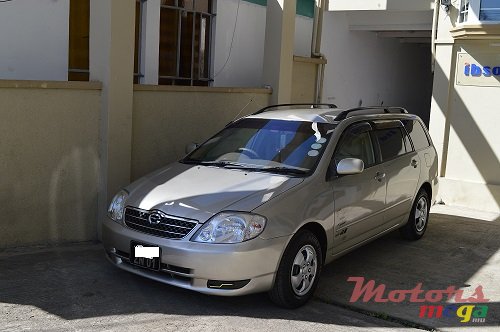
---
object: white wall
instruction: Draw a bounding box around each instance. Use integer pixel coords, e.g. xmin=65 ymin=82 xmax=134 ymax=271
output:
xmin=295 ymin=15 xmax=314 ymax=57
xmin=0 ymin=0 xmax=69 ymax=81
xmin=320 ymin=11 xmax=433 ymax=125
xmin=213 ymin=0 xmax=267 ymax=87
xmin=329 ymin=0 xmax=434 ymax=12
xmin=213 ymin=0 xmax=313 ymax=87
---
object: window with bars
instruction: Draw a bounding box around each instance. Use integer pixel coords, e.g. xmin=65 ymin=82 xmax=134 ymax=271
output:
xmin=68 ymin=0 xmax=143 ymax=82
xmin=158 ymin=0 xmax=214 ymax=86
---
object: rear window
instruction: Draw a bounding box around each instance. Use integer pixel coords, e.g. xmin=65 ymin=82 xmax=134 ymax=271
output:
xmin=402 ymin=120 xmax=430 ymax=150
xmin=374 ymin=128 xmax=407 ymax=161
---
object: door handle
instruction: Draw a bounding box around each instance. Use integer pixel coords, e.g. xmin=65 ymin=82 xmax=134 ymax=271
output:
xmin=374 ymin=172 xmax=386 ymax=182
xmin=411 ymin=159 xmax=419 ymax=168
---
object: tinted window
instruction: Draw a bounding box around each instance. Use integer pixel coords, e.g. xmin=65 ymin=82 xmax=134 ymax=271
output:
xmin=335 ymin=131 xmax=375 ymax=167
xmin=402 ymin=120 xmax=430 ymax=151
xmin=375 ymin=128 xmax=407 ymax=161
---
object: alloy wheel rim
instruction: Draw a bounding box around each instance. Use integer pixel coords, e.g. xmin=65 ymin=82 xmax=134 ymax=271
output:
xmin=290 ymin=244 xmax=318 ymax=296
xmin=415 ymin=196 xmax=428 ymax=232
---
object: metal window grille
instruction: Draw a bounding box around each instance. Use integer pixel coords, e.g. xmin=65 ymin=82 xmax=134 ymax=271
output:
xmin=159 ymin=0 xmax=214 ymax=86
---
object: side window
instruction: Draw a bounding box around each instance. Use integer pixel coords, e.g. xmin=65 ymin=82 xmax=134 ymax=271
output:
xmin=402 ymin=130 xmax=413 ymax=152
xmin=335 ymin=131 xmax=375 ymax=168
xmin=402 ymin=120 xmax=430 ymax=151
xmin=374 ymin=128 xmax=407 ymax=161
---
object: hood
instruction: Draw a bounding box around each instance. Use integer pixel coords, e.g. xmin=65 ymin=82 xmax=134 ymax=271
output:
xmin=125 ymin=162 xmax=303 ymax=222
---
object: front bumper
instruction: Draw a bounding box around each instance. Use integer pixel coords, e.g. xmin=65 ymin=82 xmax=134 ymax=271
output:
xmin=102 ymin=217 xmax=290 ymax=296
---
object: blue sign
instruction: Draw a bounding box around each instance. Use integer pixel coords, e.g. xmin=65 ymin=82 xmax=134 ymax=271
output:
xmin=464 ymin=63 xmax=500 ymax=77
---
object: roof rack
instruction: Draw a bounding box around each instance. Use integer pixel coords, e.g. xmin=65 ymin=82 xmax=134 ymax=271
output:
xmin=334 ymin=106 xmax=408 ymax=121
xmin=252 ymin=103 xmax=338 ymax=115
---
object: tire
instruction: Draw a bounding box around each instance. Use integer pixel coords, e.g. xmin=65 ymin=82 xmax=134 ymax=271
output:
xmin=269 ymin=230 xmax=323 ymax=308
xmin=400 ymin=189 xmax=430 ymax=241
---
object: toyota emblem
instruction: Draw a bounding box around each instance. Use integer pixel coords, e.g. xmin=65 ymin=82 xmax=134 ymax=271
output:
xmin=148 ymin=212 xmax=163 ymax=225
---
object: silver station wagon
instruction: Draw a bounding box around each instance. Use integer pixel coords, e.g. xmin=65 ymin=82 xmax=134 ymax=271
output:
xmin=103 ymin=104 xmax=438 ymax=308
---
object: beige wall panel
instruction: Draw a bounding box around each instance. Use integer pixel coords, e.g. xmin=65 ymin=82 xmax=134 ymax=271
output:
xmin=291 ymin=61 xmax=318 ymax=103
xmin=0 ymin=83 xmax=101 ymax=248
xmin=131 ymin=87 xmax=270 ymax=180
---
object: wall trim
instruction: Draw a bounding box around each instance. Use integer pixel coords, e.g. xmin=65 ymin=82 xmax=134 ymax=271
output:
xmin=450 ymin=24 xmax=500 ymax=40
xmin=293 ymin=55 xmax=327 ymax=64
xmin=435 ymin=39 xmax=456 ymax=44
xmin=0 ymin=80 xmax=102 ymax=90
xmin=134 ymin=84 xmax=272 ymax=94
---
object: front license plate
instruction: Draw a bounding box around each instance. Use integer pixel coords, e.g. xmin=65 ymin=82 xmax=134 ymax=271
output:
xmin=130 ymin=242 xmax=161 ymax=271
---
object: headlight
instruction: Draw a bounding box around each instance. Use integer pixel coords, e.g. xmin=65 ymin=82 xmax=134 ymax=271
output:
xmin=192 ymin=212 xmax=266 ymax=244
xmin=108 ymin=190 xmax=128 ymax=222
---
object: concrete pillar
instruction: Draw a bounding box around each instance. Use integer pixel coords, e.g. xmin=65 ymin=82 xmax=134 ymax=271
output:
xmin=262 ymin=0 xmax=296 ymax=104
xmin=429 ymin=42 xmax=454 ymax=177
xmin=140 ymin=0 xmax=161 ymax=84
xmin=90 ymin=0 xmax=136 ymax=238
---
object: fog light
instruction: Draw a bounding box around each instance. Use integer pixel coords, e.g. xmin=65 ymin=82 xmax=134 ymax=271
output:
xmin=207 ymin=279 xmax=251 ymax=290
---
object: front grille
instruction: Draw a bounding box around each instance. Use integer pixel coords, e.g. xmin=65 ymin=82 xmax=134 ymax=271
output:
xmin=124 ymin=207 xmax=197 ymax=239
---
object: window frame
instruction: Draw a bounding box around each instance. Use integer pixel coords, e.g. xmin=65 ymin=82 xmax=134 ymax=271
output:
xmin=401 ymin=120 xmax=431 ymax=152
xmin=332 ymin=121 xmax=378 ymax=171
xmin=371 ymin=121 xmax=414 ymax=163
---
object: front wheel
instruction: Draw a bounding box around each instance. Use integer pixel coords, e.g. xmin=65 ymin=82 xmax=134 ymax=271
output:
xmin=400 ymin=189 xmax=430 ymax=240
xmin=269 ymin=230 xmax=323 ymax=308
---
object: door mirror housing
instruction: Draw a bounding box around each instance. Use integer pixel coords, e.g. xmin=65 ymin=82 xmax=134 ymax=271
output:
xmin=337 ymin=158 xmax=365 ymax=175
xmin=185 ymin=142 xmax=199 ymax=155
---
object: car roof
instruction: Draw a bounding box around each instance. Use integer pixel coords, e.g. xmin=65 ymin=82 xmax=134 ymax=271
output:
xmin=245 ymin=107 xmax=418 ymax=124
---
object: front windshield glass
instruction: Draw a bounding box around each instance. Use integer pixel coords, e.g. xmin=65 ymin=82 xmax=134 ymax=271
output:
xmin=182 ymin=118 xmax=336 ymax=174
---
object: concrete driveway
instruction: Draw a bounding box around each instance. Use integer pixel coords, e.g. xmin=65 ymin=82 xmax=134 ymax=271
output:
xmin=0 ymin=206 xmax=498 ymax=331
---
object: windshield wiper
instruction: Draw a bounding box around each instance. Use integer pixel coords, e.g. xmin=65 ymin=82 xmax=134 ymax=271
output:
xmin=180 ymin=159 xmax=203 ymax=165
xmin=257 ymin=166 xmax=308 ymax=175
xmin=182 ymin=160 xmax=308 ymax=175
xmin=185 ymin=160 xmax=260 ymax=170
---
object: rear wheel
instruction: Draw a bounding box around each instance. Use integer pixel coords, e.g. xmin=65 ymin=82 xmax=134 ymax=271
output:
xmin=269 ymin=230 xmax=323 ymax=308
xmin=400 ymin=189 xmax=430 ymax=240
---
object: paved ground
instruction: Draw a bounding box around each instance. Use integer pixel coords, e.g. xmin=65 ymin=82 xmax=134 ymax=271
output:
xmin=0 ymin=206 xmax=499 ymax=331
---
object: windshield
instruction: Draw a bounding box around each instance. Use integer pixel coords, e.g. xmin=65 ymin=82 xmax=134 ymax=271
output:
xmin=182 ymin=118 xmax=336 ymax=175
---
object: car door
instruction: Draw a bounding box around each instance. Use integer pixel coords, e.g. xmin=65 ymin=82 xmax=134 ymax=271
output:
xmin=331 ymin=122 xmax=387 ymax=254
xmin=372 ymin=120 xmax=421 ymax=227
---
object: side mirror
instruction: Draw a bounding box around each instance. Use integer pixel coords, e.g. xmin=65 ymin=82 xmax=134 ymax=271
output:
xmin=336 ymin=158 xmax=364 ymax=175
xmin=185 ymin=142 xmax=199 ymax=155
